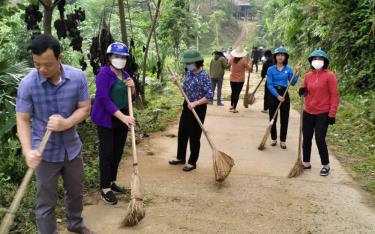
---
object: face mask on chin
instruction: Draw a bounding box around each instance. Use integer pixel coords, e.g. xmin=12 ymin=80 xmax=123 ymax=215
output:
xmin=186 ymin=64 xmax=196 ymax=72
xmin=111 ymin=58 xmax=127 ymax=70
xmin=312 ymin=60 xmax=324 ymax=70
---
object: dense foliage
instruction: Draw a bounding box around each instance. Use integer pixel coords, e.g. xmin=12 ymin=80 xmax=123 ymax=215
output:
xmin=258 ymin=0 xmax=375 ymax=92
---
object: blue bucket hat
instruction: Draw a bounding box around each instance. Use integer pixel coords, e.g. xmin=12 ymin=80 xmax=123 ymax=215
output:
xmin=308 ymin=49 xmax=329 ymax=62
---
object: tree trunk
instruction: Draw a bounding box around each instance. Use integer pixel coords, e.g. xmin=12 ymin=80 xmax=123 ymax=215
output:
xmin=141 ymin=0 xmax=161 ymax=103
xmin=215 ymin=22 xmax=219 ymax=48
xmin=147 ymin=1 xmax=162 ymax=80
xmin=118 ymin=0 xmax=128 ymax=45
xmin=42 ymin=0 xmax=53 ymax=35
xmin=196 ymin=36 xmax=199 ymax=51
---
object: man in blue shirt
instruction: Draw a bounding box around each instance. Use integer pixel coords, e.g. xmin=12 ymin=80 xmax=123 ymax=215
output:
xmin=16 ymin=34 xmax=94 ymax=234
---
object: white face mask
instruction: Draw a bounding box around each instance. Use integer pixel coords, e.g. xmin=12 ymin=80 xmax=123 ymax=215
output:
xmin=111 ymin=58 xmax=127 ymax=69
xmin=312 ymin=60 xmax=324 ymax=70
xmin=186 ymin=64 xmax=196 ymax=71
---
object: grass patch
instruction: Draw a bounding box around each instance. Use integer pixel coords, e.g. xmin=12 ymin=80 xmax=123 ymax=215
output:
xmin=327 ymin=93 xmax=375 ymax=198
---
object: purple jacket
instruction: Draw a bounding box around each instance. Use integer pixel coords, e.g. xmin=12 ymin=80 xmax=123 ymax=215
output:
xmin=91 ymin=65 xmax=130 ymax=128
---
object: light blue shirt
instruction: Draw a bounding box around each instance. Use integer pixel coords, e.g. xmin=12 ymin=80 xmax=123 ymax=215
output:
xmin=16 ymin=65 xmax=90 ymax=162
xmin=266 ymin=65 xmax=298 ymax=97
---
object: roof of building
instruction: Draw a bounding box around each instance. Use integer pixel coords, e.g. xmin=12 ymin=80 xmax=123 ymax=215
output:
xmin=233 ymin=0 xmax=251 ymax=6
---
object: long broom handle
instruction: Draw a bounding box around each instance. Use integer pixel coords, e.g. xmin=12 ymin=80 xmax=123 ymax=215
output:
xmin=297 ymin=96 xmax=304 ymax=161
xmin=251 ymin=77 xmax=265 ymax=95
xmin=167 ymin=65 xmax=216 ymax=150
xmin=127 ymin=86 xmax=139 ymax=174
xmin=244 ymin=71 xmax=251 ymax=95
xmin=0 ymin=130 xmax=51 ymax=234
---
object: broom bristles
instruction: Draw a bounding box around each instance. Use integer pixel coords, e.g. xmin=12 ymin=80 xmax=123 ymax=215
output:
xmin=122 ymin=173 xmax=145 ymax=227
xmin=248 ymin=94 xmax=256 ymax=105
xmin=258 ymin=125 xmax=271 ymax=151
xmin=243 ymin=94 xmax=249 ymax=108
xmin=288 ymin=160 xmax=304 ymax=178
xmin=213 ymin=150 xmax=235 ymax=182
xmin=122 ymin=199 xmax=145 ymax=227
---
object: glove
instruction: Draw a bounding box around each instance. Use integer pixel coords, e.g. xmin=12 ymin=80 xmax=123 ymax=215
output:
xmin=298 ymin=87 xmax=306 ymax=96
xmin=328 ymin=117 xmax=336 ymax=125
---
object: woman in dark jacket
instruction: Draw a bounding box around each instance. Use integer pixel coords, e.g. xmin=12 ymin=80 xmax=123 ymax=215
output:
xmin=169 ymin=49 xmax=213 ymax=172
xmin=91 ymin=42 xmax=136 ymax=205
xmin=260 ymin=50 xmax=273 ymax=113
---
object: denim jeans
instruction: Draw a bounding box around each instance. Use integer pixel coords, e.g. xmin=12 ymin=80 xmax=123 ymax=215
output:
xmin=211 ymin=77 xmax=224 ymax=104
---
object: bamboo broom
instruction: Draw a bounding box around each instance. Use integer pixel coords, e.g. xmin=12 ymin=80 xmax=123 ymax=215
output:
xmin=243 ymin=71 xmax=251 ymax=108
xmin=0 ymin=130 xmax=51 ymax=234
xmin=288 ymin=96 xmax=305 ymax=178
xmin=168 ymin=65 xmax=234 ymax=182
xmin=122 ymin=86 xmax=145 ymax=226
xmin=248 ymin=77 xmax=265 ymax=105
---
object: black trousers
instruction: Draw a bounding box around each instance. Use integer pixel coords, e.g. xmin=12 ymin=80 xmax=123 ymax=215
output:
xmin=263 ymin=81 xmax=270 ymax=111
xmin=177 ymin=101 xmax=207 ymax=166
xmin=97 ymin=109 xmax=129 ymax=189
xmin=230 ymin=81 xmax=244 ymax=109
xmin=253 ymin=60 xmax=259 ymax=72
xmin=268 ymin=86 xmax=290 ymax=142
xmin=302 ymin=111 xmax=330 ymax=165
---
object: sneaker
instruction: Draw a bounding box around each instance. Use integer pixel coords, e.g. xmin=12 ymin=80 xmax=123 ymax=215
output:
xmin=111 ymin=183 xmax=125 ymax=193
xmin=320 ymin=167 xmax=330 ymax=176
xmin=280 ymin=142 xmax=287 ymax=149
xmin=217 ymin=103 xmax=224 ymax=106
xmin=101 ymin=190 xmax=117 ymax=205
xmin=270 ymin=140 xmax=277 ymax=146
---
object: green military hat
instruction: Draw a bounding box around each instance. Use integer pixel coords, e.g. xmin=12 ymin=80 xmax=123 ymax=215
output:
xmin=181 ymin=49 xmax=204 ymax=64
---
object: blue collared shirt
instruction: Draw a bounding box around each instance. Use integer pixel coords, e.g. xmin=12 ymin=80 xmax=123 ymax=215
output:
xmin=16 ymin=65 xmax=90 ymax=162
xmin=266 ymin=65 xmax=298 ymax=97
xmin=183 ymin=70 xmax=213 ymax=103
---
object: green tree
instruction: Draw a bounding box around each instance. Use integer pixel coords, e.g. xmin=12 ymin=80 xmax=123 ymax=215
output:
xmin=209 ymin=10 xmax=226 ymax=48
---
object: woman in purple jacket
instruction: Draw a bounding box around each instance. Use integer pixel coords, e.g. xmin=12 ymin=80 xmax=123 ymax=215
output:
xmin=91 ymin=42 xmax=136 ymax=205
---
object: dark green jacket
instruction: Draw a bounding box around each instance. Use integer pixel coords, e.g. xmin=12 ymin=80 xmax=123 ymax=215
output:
xmin=209 ymin=56 xmax=229 ymax=78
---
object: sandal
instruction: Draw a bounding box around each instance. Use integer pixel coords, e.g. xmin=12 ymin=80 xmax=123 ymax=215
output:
xmin=182 ymin=165 xmax=196 ymax=172
xmin=169 ymin=159 xmax=185 ymax=165
xmin=303 ymin=163 xmax=312 ymax=169
xmin=320 ymin=167 xmax=330 ymax=176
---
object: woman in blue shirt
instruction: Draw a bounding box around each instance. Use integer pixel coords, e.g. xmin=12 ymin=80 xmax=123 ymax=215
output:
xmin=169 ymin=49 xmax=213 ymax=171
xmin=266 ymin=47 xmax=300 ymax=149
